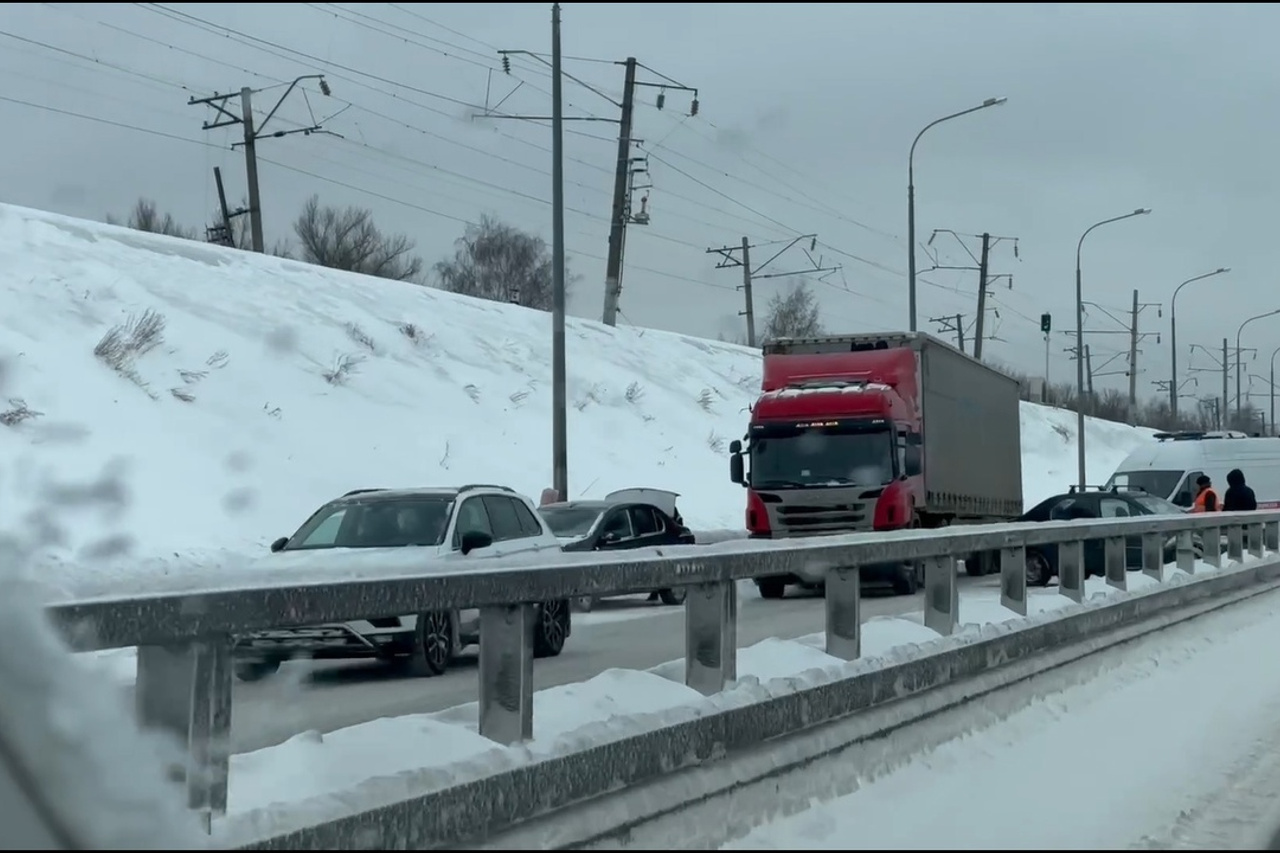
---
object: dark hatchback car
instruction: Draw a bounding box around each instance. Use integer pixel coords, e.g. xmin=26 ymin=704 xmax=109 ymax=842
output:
xmin=538 ymin=493 xmax=695 ymax=610
xmin=986 ymin=486 xmax=1205 ymax=586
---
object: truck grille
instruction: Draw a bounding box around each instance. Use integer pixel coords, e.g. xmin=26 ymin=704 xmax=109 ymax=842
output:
xmin=770 ymin=499 xmax=874 ymax=536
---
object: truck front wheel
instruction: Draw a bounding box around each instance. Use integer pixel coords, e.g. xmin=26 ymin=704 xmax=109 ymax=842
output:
xmin=757 ymin=578 xmax=787 ymax=599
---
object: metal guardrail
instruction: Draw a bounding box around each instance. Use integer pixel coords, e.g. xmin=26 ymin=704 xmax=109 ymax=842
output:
xmin=42 ymin=511 xmax=1280 ymax=833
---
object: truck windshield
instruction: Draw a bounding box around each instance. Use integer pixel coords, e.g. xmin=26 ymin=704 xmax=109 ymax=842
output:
xmin=1105 ymin=470 xmax=1183 ymax=500
xmin=750 ymin=424 xmax=894 ymax=489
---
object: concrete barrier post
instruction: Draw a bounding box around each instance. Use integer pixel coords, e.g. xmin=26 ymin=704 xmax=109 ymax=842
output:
xmin=478 ymin=604 xmax=535 ymax=745
xmin=1228 ymin=525 xmax=1245 ymax=564
xmin=1202 ymin=526 xmax=1222 ymax=568
xmin=1248 ymin=522 xmax=1265 ymax=559
xmin=824 ymin=566 xmax=861 ymax=661
xmin=1176 ymin=529 xmax=1197 ymax=575
xmin=1058 ymin=539 xmax=1085 ymax=603
xmin=685 ymin=581 xmax=737 ymax=695
xmin=135 ymin=637 xmax=232 ymax=825
xmin=1142 ymin=532 xmax=1165 ymax=583
xmin=1266 ymin=519 xmax=1280 ymax=553
xmin=923 ymin=556 xmax=958 ymax=635
xmin=1104 ymin=536 xmax=1127 ymax=591
xmin=999 ymin=546 xmax=1027 ymax=617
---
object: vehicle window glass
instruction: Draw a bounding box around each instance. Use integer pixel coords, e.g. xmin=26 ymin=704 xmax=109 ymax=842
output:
xmin=601 ymin=509 xmax=633 ymax=539
xmin=539 ymin=505 xmax=602 ymax=537
xmin=295 ymin=507 xmax=346 ymax=547
xmin=1107 ymin=469 xmax=1185 ymax=501
xmin=1134 ymin=495 xmax=1182 ymax=515
xmin=628 ymin=505 xmax=661 ymax=536
xmin=453 ymin=498 xmax=493 ymax=548
xmin=1173 ymin=471 xmax=1204 ymax=508
xmin=482 ymin=495 xmax=525 ymax=541
xmin=1099 ymin=497 xmax=1134 ymax=518
xmin=512 ymin=499 xmax=545 ymax=537
xmin=1048 ymin=498 xmax=1089 ymax=520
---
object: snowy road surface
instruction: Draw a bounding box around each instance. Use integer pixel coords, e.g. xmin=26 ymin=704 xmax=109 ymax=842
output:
xmin=207 ymin=576 xmax=994 ymax=753
xmin=722 ymin=586 xmax=1280 ymax=850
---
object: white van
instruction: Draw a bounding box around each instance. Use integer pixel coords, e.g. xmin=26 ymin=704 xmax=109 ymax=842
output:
xmin=1105 ymin=430 xmax=1280 ymax=509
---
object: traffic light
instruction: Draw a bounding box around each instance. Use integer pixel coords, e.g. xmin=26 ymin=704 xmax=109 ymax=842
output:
xmin=1040 ymin=313 xmax=1052 ymax=334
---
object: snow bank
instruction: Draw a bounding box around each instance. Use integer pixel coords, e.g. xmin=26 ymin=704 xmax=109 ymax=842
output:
xmin=217 ymin=555 xmax=1241 ymax=836
xmin=0 ymin=201 xmax=1154 ymax=594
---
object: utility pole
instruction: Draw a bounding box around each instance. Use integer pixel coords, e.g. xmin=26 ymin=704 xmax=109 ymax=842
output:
xmin=601 ymin=58 xmax=637 ymax=328
xmin=1223 ymin=338 xmax=1229 ymax=429
xmin=1086 ymin=344 xmax=1095 ymax=400
xmin=484 ymin=50 xmax=696 ymax=327
xmin=550 ymin=2 xmax=567 ymax=500
xmin=930 ymin=314 xmax=966 ymax=352
xmin=189 ymin=75 xmax=333 ymax=253
xmin=924 ymin=228 xmax=1017 ymax=360
xmin=1127 ymin=289 xmax=1139 ymax=425
xmin=707 ymin=235 xmax=839 ymax=347
xmin=973 ymin=233 xmax=991 ymax=359
xmin=1187 ymin=340 xmax=1253 ymax=431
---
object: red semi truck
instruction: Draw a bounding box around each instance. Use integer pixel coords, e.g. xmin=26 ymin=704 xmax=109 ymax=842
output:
xmin=728 ymin=332 xmax=1024 ymax=598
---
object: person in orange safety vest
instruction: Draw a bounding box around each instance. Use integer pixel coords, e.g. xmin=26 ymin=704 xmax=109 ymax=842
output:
xmin=1192 ymin=474 xmax=1220 ymax=512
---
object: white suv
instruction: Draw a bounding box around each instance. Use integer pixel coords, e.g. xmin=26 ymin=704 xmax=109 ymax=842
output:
xmin=234 ymin=484 xmax=570 ymax=681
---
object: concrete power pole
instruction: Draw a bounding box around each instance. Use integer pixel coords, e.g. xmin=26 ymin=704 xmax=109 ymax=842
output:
xmin=1127 ymin=289 xmax=1139 ymax=425
xmin=189 ymin=75 xmax=331 ymax=254
xmin=738 ymin=237 xmax=755 ymax=346
xmin=601 ymin=58 xmax=637 ymax=328
xmin=973 ymin=232 xmax=991 ymax=360
xmin=550 ymin=2 xmax=568 ymax=501
xmin=1223 ymin=337 xmax=1230 ymax=431
xmin=707 ymin=235 xmax=839 ymax=347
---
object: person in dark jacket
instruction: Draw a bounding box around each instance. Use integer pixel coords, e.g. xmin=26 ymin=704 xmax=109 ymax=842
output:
xmin=1223 ymin=468 xmax=1258 ymax=511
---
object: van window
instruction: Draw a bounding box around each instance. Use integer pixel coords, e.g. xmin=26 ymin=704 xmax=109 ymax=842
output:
xmin=1172 ymin=471 xmax=1206 ymax=509
xmin=1108 ymin=470 xmax=1184 ymax=501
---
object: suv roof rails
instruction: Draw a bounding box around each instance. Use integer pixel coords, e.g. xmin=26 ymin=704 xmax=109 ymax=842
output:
xmin=342 ymin=488 xmax=387 ymax=497
xmin=1067 ymin=484 xmax=1147 ymax=495
xmin=458 ymin=483 xmax=515 ymax=494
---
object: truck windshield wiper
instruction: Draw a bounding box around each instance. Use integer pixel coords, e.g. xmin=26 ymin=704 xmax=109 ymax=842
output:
xmin=752 ymin=479 xmax=809 ymax=489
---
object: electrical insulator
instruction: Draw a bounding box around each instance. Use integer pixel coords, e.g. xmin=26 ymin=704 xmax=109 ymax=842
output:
xmin=809 ymin=237 xmax=817 ymax=251
xmin=656 ymin=90 xmax=666 ymax=110
xmin=319 ymin=78 xmax=331 ymax=96
xmin=502 ymin=55 xmax=511 ymax=74
xmin=690 ymin=97 xmax=699 ymax=117
xmin=1013 ymin=240 xmax=1019 ymax=259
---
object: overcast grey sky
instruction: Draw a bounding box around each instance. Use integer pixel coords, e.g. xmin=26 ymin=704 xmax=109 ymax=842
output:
xmin=3 ymin=3 xmax=1277 ymax=405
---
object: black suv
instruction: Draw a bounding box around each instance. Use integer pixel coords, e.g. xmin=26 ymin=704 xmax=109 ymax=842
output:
xmin=975 ymin=486 xmax=1204 ymax=586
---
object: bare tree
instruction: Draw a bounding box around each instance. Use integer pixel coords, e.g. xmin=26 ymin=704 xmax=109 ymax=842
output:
xmin=761 ymin=279 xmax=823 ymax=342
xmin=107 ymin=198 xmax=197 ymax=240
xmin=292 ymin=195 xmax=422 ymax=282
xmin=434 ymin=215 xmax=569 ymax=311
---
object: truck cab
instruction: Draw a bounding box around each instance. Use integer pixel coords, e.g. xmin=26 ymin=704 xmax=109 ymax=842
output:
xmin=729 ymin=332 xmax=1023 ymax=599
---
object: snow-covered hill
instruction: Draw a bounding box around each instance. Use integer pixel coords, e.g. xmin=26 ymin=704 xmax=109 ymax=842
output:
xmin=0 ymin=202 xmax=1156 ymax=579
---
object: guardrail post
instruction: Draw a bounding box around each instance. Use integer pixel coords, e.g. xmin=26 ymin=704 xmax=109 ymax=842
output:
xmin=135 ymin=637 xmax=232 ymax=827
xmin=1176 ymin=530 xmax=1197 ymax=575
xmin=1267 ymin=520 xmax=1280 ymax=553
xmin=1202 ymin=526 xmax=1222 ymax=568
xmin=478 ymin=604 xmax=535 ymax=745
xmin=1104 ymin=536 xmax=1127 ymax=591
xmin=1058 ymin=540 xmax=1085 ymax=603
xmin=685 ymin=581 xmax=737 ymax=695
xmin=1227 ymin=525 xmax=1245 ymax=564
xmin=1141 ymin=532 xmax=1165 ymax=583
xmin=923 ymin=556 xmax=958 ymax=635
xmin=999 ymin=546 xmax=1027 ymax=617
xmin=824 ymin=566 xmax=861 ymax=661
xmin=1248 ymin=522 xmax=1265 ymax=559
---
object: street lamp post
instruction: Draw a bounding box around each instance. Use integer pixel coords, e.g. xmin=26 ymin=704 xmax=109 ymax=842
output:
xmin=1074 ymin=208 xmax=1151 ymax=490
xmin=907 ymin=96 xmax=1007 ymax=333
xmin=1235 ymin=309 xmax=1280 ymax=422
xmin=1270 ymin=345 xmax=1280 ymax=436
xmin=1169 ymin=268 xmax=1230 ymax=419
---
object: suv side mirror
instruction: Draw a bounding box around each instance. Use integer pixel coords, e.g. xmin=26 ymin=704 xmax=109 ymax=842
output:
xmin=460 ymin=530 xmax=493 ymax=555
xmin=270 ymin=536 xmax=289 ymax=553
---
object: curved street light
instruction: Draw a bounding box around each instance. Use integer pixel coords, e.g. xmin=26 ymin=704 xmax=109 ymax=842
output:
xmin=906 ymin=96 xmax=1008 ymax=332
xmin=1074 ymin=208 xmax=1152 ymax=489
xmin=1235 ymin=309 xmax=1280 ymax=420
xmin=1269 ymin=344 xmax=1280 ymax=436
xmin=1169 ymin=268 xmax=1230 ymax=418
